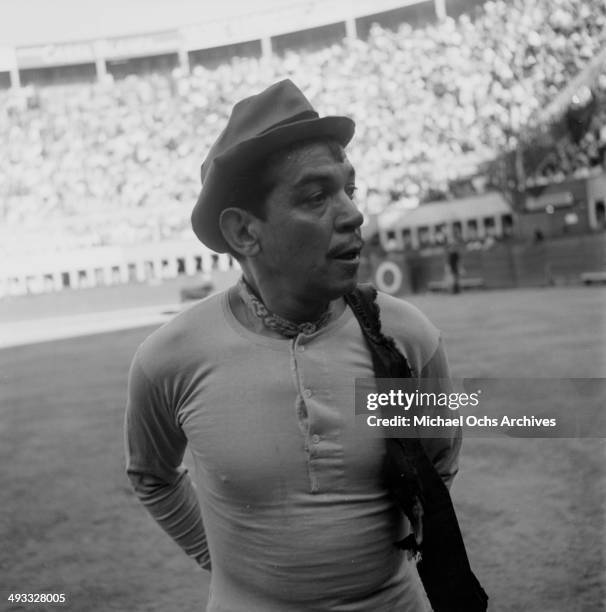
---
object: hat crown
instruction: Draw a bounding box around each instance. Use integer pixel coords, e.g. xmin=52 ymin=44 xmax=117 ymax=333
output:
xmin=201 ymin=79 xmax=317 ymax=180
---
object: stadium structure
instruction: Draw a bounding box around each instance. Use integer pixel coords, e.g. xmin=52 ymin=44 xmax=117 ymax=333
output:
xmin=0 ymin=0 xmax=458 ymax=88
xmin=1 ymin=0 xmax=605 ymax=297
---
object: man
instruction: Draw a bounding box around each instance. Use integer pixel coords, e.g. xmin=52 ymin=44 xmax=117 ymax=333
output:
xmin=447 ymin=244 xmax=460 ymax=294
xmin=125 ymin=80 xmax=460 ymax=611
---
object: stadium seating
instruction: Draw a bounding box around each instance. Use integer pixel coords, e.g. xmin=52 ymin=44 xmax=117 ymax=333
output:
xmin=1 ymin=0 xmax=605 ymax=257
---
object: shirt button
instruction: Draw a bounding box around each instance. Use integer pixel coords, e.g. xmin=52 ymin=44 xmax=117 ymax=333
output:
xmin=303 ymin=389 xmax=313 ymax=398
xmin=311 ymin=434 xmax=321 ymax=444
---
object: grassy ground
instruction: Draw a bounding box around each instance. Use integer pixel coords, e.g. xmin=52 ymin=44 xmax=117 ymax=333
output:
xmin=1 ymin=286 xmax=605 ymax=611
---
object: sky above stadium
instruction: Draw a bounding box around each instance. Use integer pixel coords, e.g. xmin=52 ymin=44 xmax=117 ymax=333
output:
xmin=0 ymin=0 xmax=288 ymax=45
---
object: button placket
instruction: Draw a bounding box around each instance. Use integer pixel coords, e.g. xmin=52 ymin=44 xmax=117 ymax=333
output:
xmin=291 ymin=336 xmax=332 ymax=494
xmin=293 ymin=339 xmax=323 ymax=493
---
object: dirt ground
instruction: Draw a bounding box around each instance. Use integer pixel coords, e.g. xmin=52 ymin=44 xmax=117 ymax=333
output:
xmin=1 ymin=285 xmax=605 ymax=611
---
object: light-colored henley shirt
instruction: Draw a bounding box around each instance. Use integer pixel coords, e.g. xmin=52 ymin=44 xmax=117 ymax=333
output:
xmin=125 ymin=289 xmax=461 ymax=611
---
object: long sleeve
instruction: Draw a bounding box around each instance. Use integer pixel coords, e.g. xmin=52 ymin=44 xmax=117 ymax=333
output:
xmin=417 ymin=337 xmax=462 ymax=489
xmin=124 ymin=354 xmax=211 ymax=569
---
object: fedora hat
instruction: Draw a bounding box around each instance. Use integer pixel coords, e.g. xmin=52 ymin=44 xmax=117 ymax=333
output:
xmin=191 ymin=79 xmax=355 ymax=252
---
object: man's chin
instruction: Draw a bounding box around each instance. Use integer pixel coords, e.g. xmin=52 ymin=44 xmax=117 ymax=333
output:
xmin=309 ymin=265 xmax=360 ymax=300
xmin=330 ymin=271 xmax=360 ymax=298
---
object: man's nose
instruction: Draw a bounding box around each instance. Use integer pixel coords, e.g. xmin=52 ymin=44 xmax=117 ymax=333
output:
xmin=335 ymin=192 xmax=364 ymax=231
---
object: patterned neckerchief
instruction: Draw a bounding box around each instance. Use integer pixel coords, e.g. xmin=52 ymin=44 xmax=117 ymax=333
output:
xmin=237 ymin=277 xmax=332 ymax=338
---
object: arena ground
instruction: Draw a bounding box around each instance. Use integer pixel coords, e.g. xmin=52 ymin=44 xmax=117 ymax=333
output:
xmin=0 ymin=271 xmax=240 ymax=348
xmin=1 ymin=284 xmax=605 ymax=611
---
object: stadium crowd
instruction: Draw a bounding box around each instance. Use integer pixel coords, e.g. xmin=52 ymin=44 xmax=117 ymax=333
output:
xmin=1 ymin=0 xmax=605 ymax=254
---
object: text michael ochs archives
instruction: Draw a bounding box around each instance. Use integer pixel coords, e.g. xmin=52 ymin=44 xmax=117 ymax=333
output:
xmin=354 ymin=379 xmax=606 ymax=438
xmin=365 ymin=389 xmax=556 ymax=429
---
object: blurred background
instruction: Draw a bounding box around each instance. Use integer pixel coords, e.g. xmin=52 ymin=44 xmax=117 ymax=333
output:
xmin=0 ymin=1 xmax=605 ymax=611
xmin=0 ymin=0 xmax=605 ymax=303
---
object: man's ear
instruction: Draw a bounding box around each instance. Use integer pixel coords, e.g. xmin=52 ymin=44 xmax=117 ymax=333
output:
xmin=219 ymin=208 xmax=261 ymax=257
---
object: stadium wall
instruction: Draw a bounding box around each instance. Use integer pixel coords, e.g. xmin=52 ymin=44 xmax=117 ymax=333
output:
xmin=365 ymin=232 xmax=606 ymax=293
xmin=0 ymin=240 xmax=233 ymax=298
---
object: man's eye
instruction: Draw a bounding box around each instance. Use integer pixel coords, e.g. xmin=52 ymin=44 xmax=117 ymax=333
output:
xmin=307 ymin=191 xmax=327 ymax=204
xmin=345 ymin=185 xmax=358 ymax=199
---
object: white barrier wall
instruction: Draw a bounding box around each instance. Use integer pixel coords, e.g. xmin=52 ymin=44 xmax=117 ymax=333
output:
xmin=0 ymin=240 xmax=233 ymax=297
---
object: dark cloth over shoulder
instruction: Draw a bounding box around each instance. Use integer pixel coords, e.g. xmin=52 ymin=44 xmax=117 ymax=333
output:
xmin=345 ymin=284 xmax=489 ymax=612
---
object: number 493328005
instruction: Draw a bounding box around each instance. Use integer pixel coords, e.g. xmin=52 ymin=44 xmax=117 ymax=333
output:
xmin=8 ymin=593 xmax=66 ymax=604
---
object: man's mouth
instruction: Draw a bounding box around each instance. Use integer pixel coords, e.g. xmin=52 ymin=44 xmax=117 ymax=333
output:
xmin=335 ymin=250 xmax=359 ymax=261
xmin=328 ymin=244 xmax=362 ymax=262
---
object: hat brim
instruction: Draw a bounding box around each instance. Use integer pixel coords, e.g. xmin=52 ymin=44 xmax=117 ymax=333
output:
xmin=192 ymin=115 xmax=355 ymax=253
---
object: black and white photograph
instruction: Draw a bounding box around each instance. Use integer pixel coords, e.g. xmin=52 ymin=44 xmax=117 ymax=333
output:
xmin=1 ymin=0 xmax=605 ymax=610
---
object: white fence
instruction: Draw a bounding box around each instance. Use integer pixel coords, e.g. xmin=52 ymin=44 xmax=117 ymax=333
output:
xmin=0 ymin=239 xmax=234 ymax=298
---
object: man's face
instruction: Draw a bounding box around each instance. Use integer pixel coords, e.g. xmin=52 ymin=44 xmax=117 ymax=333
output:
xmin=251 ymin=140 xmax=364 ymax=302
